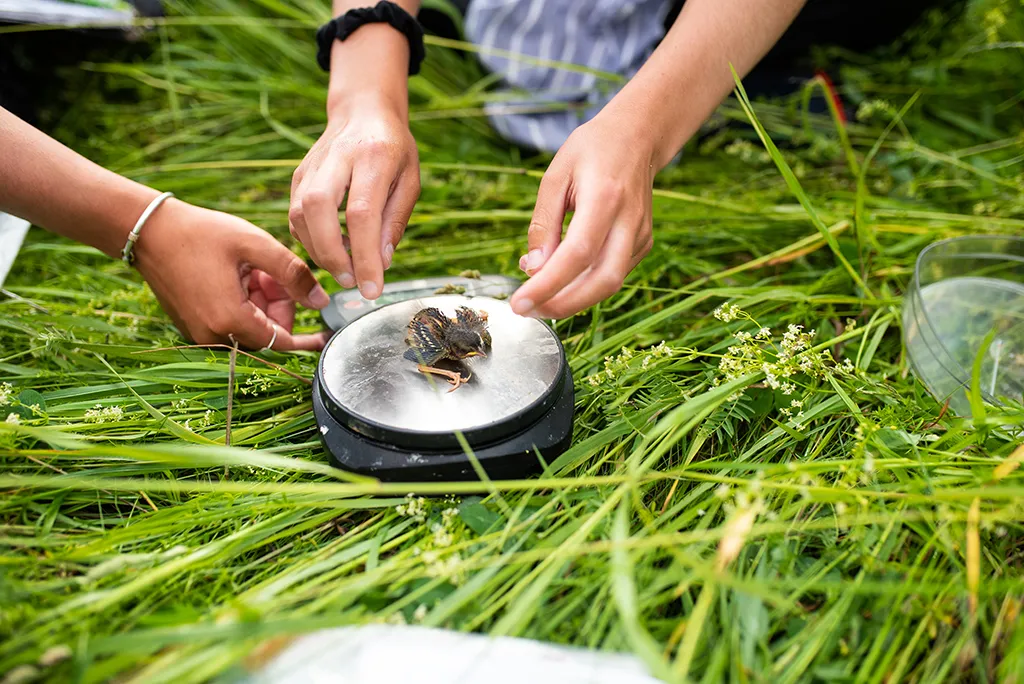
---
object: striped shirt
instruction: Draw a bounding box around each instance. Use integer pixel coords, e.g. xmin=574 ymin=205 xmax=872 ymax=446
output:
xmin=465 ymin=0 xmax=672 ymax=152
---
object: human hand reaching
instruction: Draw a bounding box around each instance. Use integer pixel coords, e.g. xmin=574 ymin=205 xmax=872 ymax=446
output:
xmin=288 ymin=96 xmax=420 ymax=301
xmin=135 ymin=200 xmax=331 ymax=351
xmin=510 ymin=115 xmax=654 ymax=320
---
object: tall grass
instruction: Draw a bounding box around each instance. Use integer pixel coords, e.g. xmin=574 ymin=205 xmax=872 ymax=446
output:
xmin=2 ymin=1 xmax=1024 ymax=682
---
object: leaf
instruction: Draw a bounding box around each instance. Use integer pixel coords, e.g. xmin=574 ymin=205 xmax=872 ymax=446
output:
xmin=12 ymin=389 xmax=46 ymax=420
xmin=458 ymin=498 xmax=501 ymax=536
xmin=969 ymin=327 xmax=999 ymax=426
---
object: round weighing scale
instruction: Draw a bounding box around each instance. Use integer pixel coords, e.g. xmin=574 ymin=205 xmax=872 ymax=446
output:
xmin=314 ymin=279 xmax=574 ymax=482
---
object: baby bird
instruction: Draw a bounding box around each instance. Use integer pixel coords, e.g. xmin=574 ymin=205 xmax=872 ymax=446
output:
xmin=404 ymin=306 xmax=491 ymax=392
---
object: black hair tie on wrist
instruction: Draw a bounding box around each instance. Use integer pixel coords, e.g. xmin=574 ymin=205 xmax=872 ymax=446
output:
xmin=316 ymin=1 xmax=426 ymax=76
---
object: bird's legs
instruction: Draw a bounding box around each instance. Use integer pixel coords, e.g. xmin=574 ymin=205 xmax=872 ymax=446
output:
xmin=416 ymin=364 xmax=472 ymax=393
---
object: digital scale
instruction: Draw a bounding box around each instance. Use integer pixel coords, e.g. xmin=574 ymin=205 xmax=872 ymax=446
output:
xmin=313 ymin=275 xmax=574 ymax=482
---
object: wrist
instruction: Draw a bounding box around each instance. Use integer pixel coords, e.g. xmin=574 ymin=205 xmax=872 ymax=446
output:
xmin=325 ymin=23 xmax=410 ymax=121
xmin=327 ymin=89 xmax=409 ymax=127
xmin=86 ymin=177 xmax=164 ymax=259
xmin=589 ymin=102 xmax=659 ymax=169
xmin=131 ymin=197 xmax=193 ymax=272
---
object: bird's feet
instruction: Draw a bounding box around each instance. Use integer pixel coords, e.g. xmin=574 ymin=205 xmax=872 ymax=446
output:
xmin=416 ymin=364 xmax=472 ymax=393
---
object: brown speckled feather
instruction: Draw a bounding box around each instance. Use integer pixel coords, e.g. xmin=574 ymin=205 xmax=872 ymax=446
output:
xmin=404 ymin=307 xmax=450 ymax=364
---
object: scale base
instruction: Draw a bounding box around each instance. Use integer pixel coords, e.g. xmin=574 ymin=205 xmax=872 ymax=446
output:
xmin=312 ymin=370 xmax=574 ymax=482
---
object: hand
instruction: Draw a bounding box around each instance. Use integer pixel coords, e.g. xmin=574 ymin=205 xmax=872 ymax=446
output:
xmin=289 ymin=96 xmax=420 ymax=301
xmin=134 ymin=200 xmax=331 ymax=351
xmin=509 ymin=116 xmax=654 ymax=319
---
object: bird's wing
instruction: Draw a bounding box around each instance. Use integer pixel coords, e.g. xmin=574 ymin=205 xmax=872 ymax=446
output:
xmin=404 ymin=308 xmax=449 ymax=364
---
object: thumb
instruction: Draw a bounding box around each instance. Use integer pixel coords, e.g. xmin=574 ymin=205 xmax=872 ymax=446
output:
xmin=239 ymin=231 xmax=330 ymax=310
xmin=521 ymin=161 xmax=569 ymax=277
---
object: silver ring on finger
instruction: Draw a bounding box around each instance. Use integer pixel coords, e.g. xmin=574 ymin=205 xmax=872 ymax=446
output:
xmin=261 ymin=324 xmax=279 ymax=352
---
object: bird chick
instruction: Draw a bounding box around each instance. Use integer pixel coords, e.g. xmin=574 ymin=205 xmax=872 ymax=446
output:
xmin=404 ymin=306 xmax=491 ymax=392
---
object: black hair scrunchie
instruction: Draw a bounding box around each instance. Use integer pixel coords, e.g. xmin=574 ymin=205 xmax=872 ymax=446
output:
xmin=316 ymin=1 xmax=426 ymax=76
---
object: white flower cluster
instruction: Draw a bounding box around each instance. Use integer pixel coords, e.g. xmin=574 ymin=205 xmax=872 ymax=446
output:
xmin=714 ymin=307 xmax=858 ymax=429
xmin=400 ymin=495 xmax=467 ymax=585
xmin=84 ymin=404 xmax=125 ymax=423
xmin=779 ymin=399 xmax=806 ymax=430
xmin=855 ymin=99 xmax=895 ymax=121
xmin=396 ymin=493 xmax=429 ymax=522
xmin=586 ymin=342 xmax=675 ymax=387
xmin=713 ymin=303 xmax=743 ymax=323
xmin=6 ymin=413 xmax=20 ymax=425
xmin=240 ymin=373 xmax=274 ymax=396
xmin=184 ymin=410 xmax=215 ymax=432
xmin=724 ymin=139 xmax=770 ymax=164
xmin=420 ymin=549 xmax=464 ymax=585
xmin=718 ymin=319 xmax=850 ymax=388
xmin=0 ymin=383 xmax=12 ymax=405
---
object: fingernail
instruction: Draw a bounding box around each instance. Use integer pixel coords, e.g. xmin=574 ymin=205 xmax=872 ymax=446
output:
xmin=383 ymin=244 xmax=394 ymax=270
xmin=308 ymin=284 xmax=330 ymax=309
xmin=519 ymin=254 xmax=528 ymax=272
xmin=360 ymin=281 xmax=381 ymax=301
xmin=336 ymin=272 xmax=356 ymax=289
xmin=512 ymin=297 xmax=534 ymax=316
xmin=525 ymin=250 xmax=545 ymax=272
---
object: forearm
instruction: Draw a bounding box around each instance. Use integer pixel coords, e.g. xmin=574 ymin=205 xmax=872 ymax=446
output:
xmin=603 ymin=0 xmax=807 ymax=169
xmin=0 ymin=107 xmax=162 ymax=258
xmin=325 ymin=0 xmax=421 ymax=122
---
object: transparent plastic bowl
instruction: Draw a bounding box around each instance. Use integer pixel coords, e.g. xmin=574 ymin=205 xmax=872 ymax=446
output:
xmin=903 ymin=236 xmax=1024 ymax=416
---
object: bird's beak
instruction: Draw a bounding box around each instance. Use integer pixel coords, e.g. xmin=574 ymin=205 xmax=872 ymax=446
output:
xmin=466 ymin=350 xmax=486 ymax=358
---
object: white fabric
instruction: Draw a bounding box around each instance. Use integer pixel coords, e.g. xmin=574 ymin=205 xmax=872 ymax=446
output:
xmin=249 ymin=625 xmax=660 ymax=684
xmin=0 ymin=212 xmax=30 ymax=288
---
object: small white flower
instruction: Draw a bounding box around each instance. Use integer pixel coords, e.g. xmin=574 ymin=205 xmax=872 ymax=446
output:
xmin=713 ymin=303 xmax=742 ymax=322
xmin=756 ymin=327 xmax=771 ymax=340
xmin=715 ymin=484 xmax=730 ymax=499
xmin=0 ymin=383 xmax=12 ymax=405
xmin=790 ymin=399 xmax=803 ymax=409
xmin=863 ymin=452 xmax=875 ymax=474
xmin=413 ymin=604 xmax=428 ymax=622
xmin=5 ymin=413 xmax=20 ymax=425
xmin=781 ymin=382 xmax=796 ymax=395
xmin=84 ymin=404 xmax=125 ymax=423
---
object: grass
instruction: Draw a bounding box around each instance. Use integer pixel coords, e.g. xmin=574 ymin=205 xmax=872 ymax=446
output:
xmin=2 ymin=0 xmax=1024 ymax=681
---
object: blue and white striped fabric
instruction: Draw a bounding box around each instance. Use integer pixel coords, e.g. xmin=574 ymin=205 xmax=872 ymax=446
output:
xmin=465 ymin=0 xmax=673 ymax=152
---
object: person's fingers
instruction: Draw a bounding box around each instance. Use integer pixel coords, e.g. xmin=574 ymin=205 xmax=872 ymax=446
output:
xmin=519 ymin=159 xmax=570 ymax=277
xmin=510 ymin=184 xmax=620 ymax=317
xmin=633 ymin=234 xmax=653 ymax=259
xmin=347 ymin=153 xmax=399 ymax=300
xmin=379 ymin=163 xmax=420 ymax=271
xmin=532 ymin=224 xmax=635 ymax=319
xmin=252 ymin=270 xmax=296 ymax=334
xmin=289 ymin=164 xmax=312 ymax=249
xmin=303 ymin=152 xmax=356 ymax=289
xmin=287 ymin=331 xmax=332 ymax=351
xmin=237 ymin=230 xmax=330 ymax=310
xmin=218 ymin=301 xmax=313 ymax=351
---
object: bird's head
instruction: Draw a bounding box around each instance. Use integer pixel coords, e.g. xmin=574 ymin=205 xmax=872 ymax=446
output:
xmin=447 ymin=326 xmax=488 ymax=360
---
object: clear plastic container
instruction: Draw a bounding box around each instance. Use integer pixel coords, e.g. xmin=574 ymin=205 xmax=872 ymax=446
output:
xmin=903 ymin=236 xmax=1024 ymax=416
